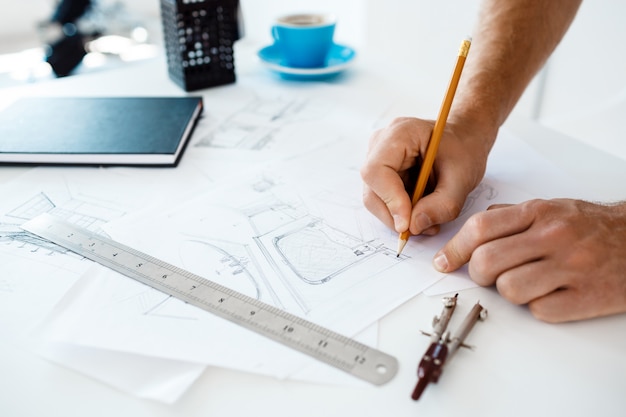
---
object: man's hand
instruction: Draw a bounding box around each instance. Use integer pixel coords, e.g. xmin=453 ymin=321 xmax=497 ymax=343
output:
xmin=433 ymin=199 xmax=626 ymax=322
xmin=360 ymin=117 xmax=491 ymax=237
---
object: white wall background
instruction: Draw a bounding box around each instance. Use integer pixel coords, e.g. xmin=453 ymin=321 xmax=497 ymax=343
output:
xmin=0 ymin=0 xmax=54 ymax=53
xmin=538 ymin=0 xmax=626 ymax=121
xmin=0 ymin=0 xmax=160 ymax=54
xmin=536 ymin=0 xmax=626 ymax=160
xmin=1 ymin=0 xmax=625 ymax=153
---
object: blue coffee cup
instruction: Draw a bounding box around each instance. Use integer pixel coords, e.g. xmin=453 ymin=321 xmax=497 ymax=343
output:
xmin=271 ymin=14 xmax=336 ymax=68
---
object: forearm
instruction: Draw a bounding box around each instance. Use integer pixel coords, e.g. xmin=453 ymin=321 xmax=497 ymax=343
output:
xmin=449 ymin=0 xmax=582 ymax=151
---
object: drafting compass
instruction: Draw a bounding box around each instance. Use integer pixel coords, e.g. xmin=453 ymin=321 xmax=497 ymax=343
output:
xmin=411 ymin=294 xmax=487 ymax=400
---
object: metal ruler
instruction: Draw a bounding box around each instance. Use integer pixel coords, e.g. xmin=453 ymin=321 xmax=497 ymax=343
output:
xmin=23 ymin=213 xmax=398 ymax=385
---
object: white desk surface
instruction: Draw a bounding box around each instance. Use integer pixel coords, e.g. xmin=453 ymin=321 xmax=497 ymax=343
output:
xmin=1 ymin=30 xmax=626 ymax=417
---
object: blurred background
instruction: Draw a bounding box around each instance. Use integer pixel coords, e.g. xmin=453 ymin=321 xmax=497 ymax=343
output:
xmin=0 ymin=0 xmax=625 ymax=159
xmin=0 ymin=0 xmax=162 ymax=83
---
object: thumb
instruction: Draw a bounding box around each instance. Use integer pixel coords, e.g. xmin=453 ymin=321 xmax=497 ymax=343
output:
xmin=361 ymin=166 xmax=414 ymax=233
xmin=431 ymin=205 xmax=518 ymax=274
xmin=383 ymin=181 xmax=414 ymax=233
xmin=409 ymin=180 xmax=469 ymax=236
xmin=432 ymin=236 xmax=470 ymax=273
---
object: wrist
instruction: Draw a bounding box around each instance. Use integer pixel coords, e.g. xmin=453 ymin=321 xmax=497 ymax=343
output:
xmin=447 ymin=107 xmax=499 ymax=163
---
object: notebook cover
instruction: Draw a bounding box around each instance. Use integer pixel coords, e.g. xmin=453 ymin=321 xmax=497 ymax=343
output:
xmin=0 ymin=96 xmax=204 ymax=166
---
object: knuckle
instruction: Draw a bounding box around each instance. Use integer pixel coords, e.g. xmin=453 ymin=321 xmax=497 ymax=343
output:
xmin=439 ymin=195 xmax=464 ymax=221
xmin=495 ymin=275 xmax=525 ymax=305
xmin=359 ymin=163 xmax=373 ymax=183
xmin=422 ymin=194 xmax=464 ymax=227
xmin=464 ymin=211 xmax=492 ymax=240
xmin=528 ymin=302 xmax=561 ymax=323
xmin=390 ymin=116 xmax=411 ymax=126
xmin=361 ymin=187 xmax=376 ymax=209
xmin=521 ymin=198 xmax=552 ymax=213
xmin=468 ymin=246 xmax=493 ymax=285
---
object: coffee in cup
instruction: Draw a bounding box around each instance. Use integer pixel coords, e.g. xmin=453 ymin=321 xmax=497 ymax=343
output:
xmin=271 ymin=13 xmax=336 ymax=68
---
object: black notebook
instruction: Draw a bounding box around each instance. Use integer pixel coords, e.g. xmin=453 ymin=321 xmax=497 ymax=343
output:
xmin=0 ymin=96 xmax=203 ymax=166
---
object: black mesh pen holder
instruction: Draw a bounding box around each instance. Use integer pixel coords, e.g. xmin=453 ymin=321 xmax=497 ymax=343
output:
xmin=160 ymin=0 xmax=240 ymax=91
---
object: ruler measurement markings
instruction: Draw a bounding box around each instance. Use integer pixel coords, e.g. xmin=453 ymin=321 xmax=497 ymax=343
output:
xmin=23 ymin=214 xmax=398 ymax=385
xmin=90 ymin=235 xmax=361 ymax=368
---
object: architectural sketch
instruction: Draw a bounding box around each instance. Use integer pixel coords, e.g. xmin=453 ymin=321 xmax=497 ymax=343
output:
xmin=193 ymin=95 xmax=333 ymax=150
xmin=130 ymin=171 xmax=410 ymax=315
xmin=0 ymin=191 xmax=220 ymax=320
xmin=0 ymin=191 xmax=124 ymax=255
xmin=254 ymin=209 xmax=405 ymax=313
xmin=177 ymin=237 xmax=284 ymax=308
xmin=460 ymin=182 xmax=499 ymax=216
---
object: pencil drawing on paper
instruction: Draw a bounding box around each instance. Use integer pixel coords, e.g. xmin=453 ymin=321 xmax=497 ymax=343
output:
xmin=254 ymin=213 xmax=404 ymax=313
xmin=460 ymin=182 xmax=498 ymax=216
xmin=193 ymin=95 xmax=331 ymax=150
xmin=0 ymin=191 xmax=210 ymax=321
xmin=180 ymin=240 xmax=261 ymax=298
xmin=177 ymin=238 xmax=285 ymax=308
xmin=1 ymin=191 xmax=124 ymax=254
xmin=165 ymin=175 xmax=410 ymax=315
xmin=273 ymin=219 xmax=389 ymax=285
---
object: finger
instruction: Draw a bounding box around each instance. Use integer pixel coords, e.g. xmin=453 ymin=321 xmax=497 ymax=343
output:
xmin=527 ymin=289 xmax=591 ymax=323
xmin=362 ymin=119 xmax=436 ymax=233
xmin=409 ymin=167 xmax=474 ymax=235
xmin=486 ymin=203 xmax=513 ymax=210
xmin=420 ymin=224 xmax=441 ymax=236
xmin=468 ymin=226 xmax=554 ymax=286
xmin=409 ymin=189 xmax=466 ymax=235
xmin=433 ymin=204 xmax=534 ymax=274
xmin=361 ymin=172 xmax=412 ymax=232
xmin=492 ymin=259 xmax=567 ymax=304
xmin=362 ymin=184 xmax=396 ymax=231
xmin=361 ymin=164 xmax=414 ymax=234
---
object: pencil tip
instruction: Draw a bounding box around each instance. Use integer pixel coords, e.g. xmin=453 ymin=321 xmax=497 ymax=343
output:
xmin=396 ymin=237 xmax=408 ymax=257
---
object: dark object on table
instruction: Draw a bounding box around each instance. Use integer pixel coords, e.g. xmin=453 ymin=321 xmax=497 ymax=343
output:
xmin=160 ymin=0 xmax=241 ymax=91
xmin=44 ymin=0 xmax=92 ymax=77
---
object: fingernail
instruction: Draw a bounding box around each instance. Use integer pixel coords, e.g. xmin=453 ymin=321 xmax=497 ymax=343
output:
xmin=415 ymin=212 xmax=432 ymax=234
xmin=433 ymin=253 xmax=448 ymax=272
xmin=393 ymin=214 xmax=407 ymax=232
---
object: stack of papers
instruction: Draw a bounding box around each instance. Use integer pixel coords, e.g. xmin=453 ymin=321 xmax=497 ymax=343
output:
xmin=0 ymin=76 xmax=577 ymax=402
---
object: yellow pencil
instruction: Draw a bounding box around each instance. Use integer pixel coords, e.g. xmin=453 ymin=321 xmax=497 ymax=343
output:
xmin=397 ymin=37 xmax=472 ymax=257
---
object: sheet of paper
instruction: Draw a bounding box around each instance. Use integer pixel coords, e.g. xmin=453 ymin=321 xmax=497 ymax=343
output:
xmin=32 ymin=341 xmax=206 ymax=403
xmin=0 ymin=171 xmax=96 ymax=339
xmin=28 ymin=256 xmax=374 ymax=401
xmin=36 ymin=129 xmax=539 ymax=383
xmin=38 ymin=173 xmax=437 ymax=379
xmin=0 ymin=134 xmax=265 ymax=325
xmin=0 ymin=163 xmax=219 ymax=400
xmin=423 ymin=127 xmax=579 ymax=296
xmin=185 ymin=75 xmax=386 ymax=159
xmin=0 ymin=71 xmax=580 ymax=400
xmin=0 ymin=77 xmax=391 ymax=396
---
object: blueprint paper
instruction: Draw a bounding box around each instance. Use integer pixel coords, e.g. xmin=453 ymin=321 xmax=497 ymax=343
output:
xmin=0 ymin=70 xmax=579 ymax=399
xmin=35 ymin=263 xmax=379 ymax=390
xmin=37 ymin=161 xmax=437 ymax=377
xmin=0 ymin=163 xmax=218 ymax=400
xmin=34 ymin=135 xmax=538 ymax=379
xmin=25 ymin=127 xmax=550 ymax=384
xmin=0 ymin=79 xmax=391 ymax=394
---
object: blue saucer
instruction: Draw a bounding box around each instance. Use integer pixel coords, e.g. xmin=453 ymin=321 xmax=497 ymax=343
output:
xmin=257 ymin=43 xmax=356 ymax=80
